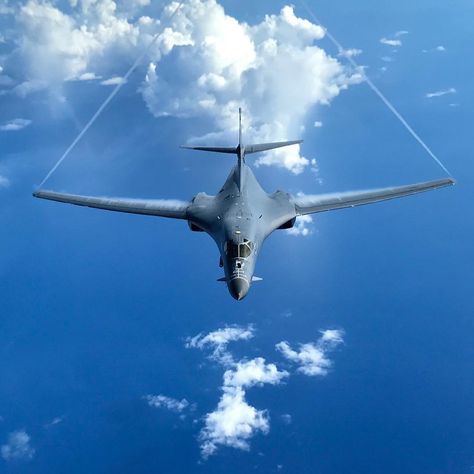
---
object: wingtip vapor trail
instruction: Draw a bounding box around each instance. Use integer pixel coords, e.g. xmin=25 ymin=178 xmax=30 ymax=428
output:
xmin=298 ymin=0 xmax=454 ymax=179
xmin=36 ymin=1 xmax=186 ymax=190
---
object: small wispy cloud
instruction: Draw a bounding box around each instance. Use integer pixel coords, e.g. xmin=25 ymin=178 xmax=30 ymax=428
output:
xmin=313 ymin=121 xmax=323 ymax=128
xmin=394 ymin=30 xmax=409 ymax=37
xmin=381 ymin=56 xmax=393 ymax=63
xmin=426 ymin=87 xmax=457 ymax=98
xmin=44 ymin=417 xmax=64 ymax=429
xmin=380 ymin=38 xmax=402 ymax=47
xmin=186 ymin=325 xmax=254 ymax=365
xmin=145 ymin=394 xmax=190 ymax=413
xmin=281 ymin=414 xmax=292 ymax=425
xmin=0 ymin=175 xmax=10 ymax=188
xmin=100 ymin=76 xmax=126 ymax=86
xmin=276 ymin=330 xmax=344 ymax=376
xmin=423 ymin=45 xmax=446 ymax=53
xmin=0 ymin=118 xmax=32 ymax=131
xmin=286 ymin=215 xmax=313 ymax=237
xmin=76 ymin=72 xmax=101 ymax=81
xmin=339 ymin=48 xmax=362 ymax=58
xmin=1 ymin=431 xmax=35 ymax=462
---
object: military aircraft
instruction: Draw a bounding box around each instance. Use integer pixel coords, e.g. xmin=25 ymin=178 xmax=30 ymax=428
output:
xmin=34 ymin=109 xmax=454 ymax=300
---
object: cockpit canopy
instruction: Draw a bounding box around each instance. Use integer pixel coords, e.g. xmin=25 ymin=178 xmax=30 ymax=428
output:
xmin=224 ymin=239 xmax=255 ymax=259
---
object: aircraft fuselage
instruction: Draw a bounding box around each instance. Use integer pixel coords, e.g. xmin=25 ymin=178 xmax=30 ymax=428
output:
xmin=186 ymin=162 xmax=296 ymax=300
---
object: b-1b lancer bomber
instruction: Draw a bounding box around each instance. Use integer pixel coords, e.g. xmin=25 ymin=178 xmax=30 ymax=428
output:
xmin=34 ymin=109 xmax=454 ymax=300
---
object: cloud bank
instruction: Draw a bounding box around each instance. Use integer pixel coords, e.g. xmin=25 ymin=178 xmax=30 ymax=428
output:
xmin=1 ymin=0 xmax=362 ymax=174
xmin=187 ymin=324 xmax=344 ymax=458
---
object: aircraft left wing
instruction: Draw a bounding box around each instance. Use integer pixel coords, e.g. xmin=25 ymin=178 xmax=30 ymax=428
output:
xmin=292 ymin=178 xmax=455 ymax=215
xmin=33 ymin=190 xmax=190 ymax=219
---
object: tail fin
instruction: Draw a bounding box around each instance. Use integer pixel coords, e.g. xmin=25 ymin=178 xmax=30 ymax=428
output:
xmin=180 ymin=108 xmax=302 ymax=157
xmin=239 ymin=107 xmax=242 ymax=149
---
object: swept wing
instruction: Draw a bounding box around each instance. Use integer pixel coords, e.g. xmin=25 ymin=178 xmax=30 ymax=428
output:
xmin=292 ymin=178 xmax=455 ymax=215
xmin=33 ymin=190 xmax=189 ymax=219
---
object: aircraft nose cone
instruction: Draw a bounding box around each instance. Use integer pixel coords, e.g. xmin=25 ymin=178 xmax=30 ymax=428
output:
xmin=228 ymin=278 xmax=249 ymax=301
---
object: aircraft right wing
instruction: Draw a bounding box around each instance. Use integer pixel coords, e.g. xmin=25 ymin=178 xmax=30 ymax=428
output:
xmin=33 ymin=190 xmax=190 ymax=219
xmin=292 ymin=178 xmax=455 ymax=215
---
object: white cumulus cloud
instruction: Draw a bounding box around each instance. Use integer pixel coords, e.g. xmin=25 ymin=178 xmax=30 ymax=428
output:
xmin=200 ymin=386 xmax=269 ymax=457
xmin=276 ymin=329 xmax=344 ymax=376
xmin=141 ymin=2 xmax=362 ymax=174
xmin=286 ymin=215 xmax=313 ymax=237
xmin=223 ymin=358 xmax=288 ymax=389
xmin=1 ymin=1 xmax=362 ymax=173
xmin=186 ymin=325 xmax=254 ymax=365
xmin=0 ymin=118 xmax=32 ymax=131
xmin=1 ymin=431 xmax=35 ymax=462
xmin=200 ymin=358 xmax=288 ymax=458
xmin=187 ymin=325 xmax=289 ymax=458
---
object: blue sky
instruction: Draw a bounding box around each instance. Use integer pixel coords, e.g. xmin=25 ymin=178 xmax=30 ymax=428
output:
xmin=0 ymin=0 xmax=473 ymax=472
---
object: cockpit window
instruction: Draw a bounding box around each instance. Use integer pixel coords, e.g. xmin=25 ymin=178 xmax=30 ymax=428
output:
xmin=239 ymin=243 xmax=252 ymax=258
xmin=225 ymin=239 xmax=254 ymax=259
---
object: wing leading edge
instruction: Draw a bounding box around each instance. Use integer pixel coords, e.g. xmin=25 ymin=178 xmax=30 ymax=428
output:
xmin=33 ymin=190 xmax=190 ymax=219
xmin=292 ymin=178 xmax=455 ymax=215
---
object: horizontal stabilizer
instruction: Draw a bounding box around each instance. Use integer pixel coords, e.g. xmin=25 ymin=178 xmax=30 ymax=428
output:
xmin=180 ymin=145 xmax=236 ymax=154
xmin=217 ymin=276 xmax=263 ymax=282
xmin=245 ymin=140 xmax=303 ymax=155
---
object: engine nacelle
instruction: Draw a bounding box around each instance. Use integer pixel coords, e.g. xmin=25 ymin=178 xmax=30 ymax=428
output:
xmin=188 ymin=221 xmax=205 ymax=232
xmin=277 ymin=217 xmax=296 ymax=230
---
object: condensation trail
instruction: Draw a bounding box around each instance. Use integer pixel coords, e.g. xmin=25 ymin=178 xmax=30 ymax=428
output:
xmin=299 ymin=0 xmax=453 ymax=177
xmin=38 ymin=1 xmax=185 ymax=189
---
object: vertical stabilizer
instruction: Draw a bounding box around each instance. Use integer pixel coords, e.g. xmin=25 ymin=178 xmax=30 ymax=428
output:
xmin=237 ymin=107 xmax=244 ymax=191
xmin=239 ymin=107 xmax=242 ymax=149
